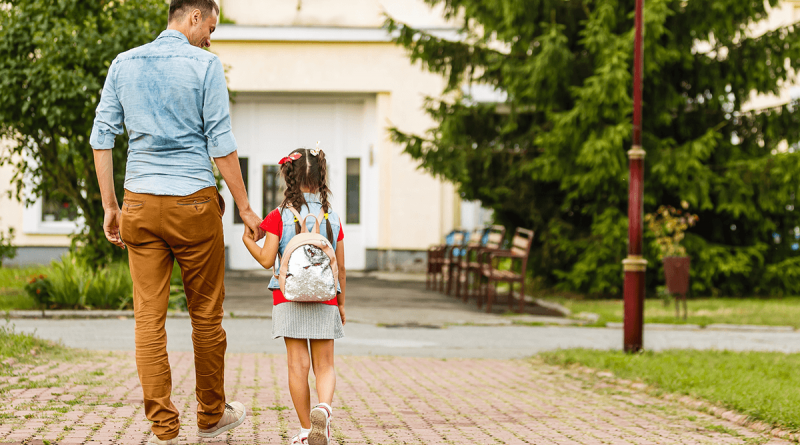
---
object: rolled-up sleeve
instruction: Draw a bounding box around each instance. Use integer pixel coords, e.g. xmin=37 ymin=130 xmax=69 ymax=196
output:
xmin=203 ymin=57 xmax=237 ymax=158
xmin=90 ymin=59 xmax=124 ymax=150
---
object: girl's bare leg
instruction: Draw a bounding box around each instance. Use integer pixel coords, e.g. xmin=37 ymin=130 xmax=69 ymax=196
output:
xmin=309 ymin=339 xmax=336 ymax=405
xmin=284 ymin=337 xmax=312 ymax=428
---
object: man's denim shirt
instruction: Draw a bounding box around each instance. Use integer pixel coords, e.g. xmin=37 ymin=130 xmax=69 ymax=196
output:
xmin=90 ymin=30 xmax=237 ymax=196
xmin=269 ymin=193 xmax=342 ymax=292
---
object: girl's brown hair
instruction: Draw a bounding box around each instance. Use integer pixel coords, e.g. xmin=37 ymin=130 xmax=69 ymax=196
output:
xmin=279 ymin=148 xmax=334 ymax=243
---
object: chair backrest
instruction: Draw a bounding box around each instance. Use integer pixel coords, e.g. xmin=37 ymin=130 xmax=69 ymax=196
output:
xmin=444 ymin=229 xmax=463 ymax=246
xmin=452 ymin=229 xmax=471 ymax=256
xmin=485 ymin=225 xmax=506 ymax=249
xmin=467 ymin=228 xmax=484 ymax=247
xmin=511 ymin=227 xmax=534 ymax=257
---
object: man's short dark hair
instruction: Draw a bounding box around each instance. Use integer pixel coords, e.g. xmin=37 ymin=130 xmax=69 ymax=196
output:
xmin=169 ymin=0 xmax=220 ymax=22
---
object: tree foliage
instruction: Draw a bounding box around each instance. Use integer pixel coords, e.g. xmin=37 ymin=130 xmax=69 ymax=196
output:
xmin=0 ymin=0 xmax=167 ymax=266
xmin=387 ymin=0 xmax=800 ymax=296
xmin=0 ymin=225 xmax=17 ymax=267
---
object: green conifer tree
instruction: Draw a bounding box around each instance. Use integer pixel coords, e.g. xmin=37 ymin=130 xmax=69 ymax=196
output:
xmin=387 ymin=0 xmax=800 ymax=296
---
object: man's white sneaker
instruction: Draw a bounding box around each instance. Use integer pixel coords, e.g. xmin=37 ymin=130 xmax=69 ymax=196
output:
xmin=147 ymin=433 xmax=179 ymax=445
xmin=308 ymin=403 xmax=332 ymax=445
xmin=197 ymin=401 xmax=247 ymax=438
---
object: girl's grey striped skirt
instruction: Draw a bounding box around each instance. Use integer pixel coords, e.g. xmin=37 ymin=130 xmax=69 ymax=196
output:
xmin=271 ymin=302 xmax=345 ymax=340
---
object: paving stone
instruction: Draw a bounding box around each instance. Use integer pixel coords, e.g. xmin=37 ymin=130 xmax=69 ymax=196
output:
xmin=0 ymin=351 xmax=789 ymax=444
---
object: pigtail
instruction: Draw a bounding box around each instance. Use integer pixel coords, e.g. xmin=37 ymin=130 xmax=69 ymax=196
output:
xmin=317 ymin=150 xmax=334 ymax=244
xmin=278 ymin=147 xmax=333 ymax=242
xmin=280 ymin=150 xmax=307 ymax=234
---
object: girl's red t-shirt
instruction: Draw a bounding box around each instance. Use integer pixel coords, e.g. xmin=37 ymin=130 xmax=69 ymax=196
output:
xmin=260 ymin=209 xmax=343 ymax=306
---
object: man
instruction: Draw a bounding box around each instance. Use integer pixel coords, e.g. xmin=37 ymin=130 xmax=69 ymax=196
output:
xmin=90 ymin=1 xmax=263 ymax=443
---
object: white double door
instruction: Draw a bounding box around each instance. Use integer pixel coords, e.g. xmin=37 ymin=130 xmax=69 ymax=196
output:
xmin=222 ymin=95 xmax=376 ymax=271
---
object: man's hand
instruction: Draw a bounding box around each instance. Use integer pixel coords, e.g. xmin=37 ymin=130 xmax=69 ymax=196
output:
xmin=103 ymin=207 xmax=125 ymax=249
xmin=239 ymin=208 xmax=265 ymax=241
xmin=214 ymin=151 xmax=264 ymax=241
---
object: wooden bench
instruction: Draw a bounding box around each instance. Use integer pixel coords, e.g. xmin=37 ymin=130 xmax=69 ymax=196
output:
xmin=454 ymin=225 xmax=506 ymax=302
xmin=478 ymin=227 xmax=534 ymax=313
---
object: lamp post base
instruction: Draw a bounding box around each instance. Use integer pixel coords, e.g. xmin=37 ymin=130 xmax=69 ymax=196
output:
xmin=623 ymin=256 xmax=647 ymax=353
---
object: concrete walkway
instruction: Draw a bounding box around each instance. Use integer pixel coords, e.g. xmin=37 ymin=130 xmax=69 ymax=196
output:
xmin=9 ymin=318 xmax=800 ymax=359
xmin=221 ymin=272 xmax=575 ymax=326
xmin=0 ymin=351 xmax=790 ymax=444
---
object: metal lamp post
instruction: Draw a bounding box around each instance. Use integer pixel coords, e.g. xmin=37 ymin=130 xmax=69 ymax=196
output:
xmin=622 ymin=0 xmax=647 ymax=353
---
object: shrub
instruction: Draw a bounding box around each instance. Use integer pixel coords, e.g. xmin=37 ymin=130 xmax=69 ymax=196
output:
xmin=0 ymin=226 xmax=18 ymax=267
xmin=25 ymin=254 xmax=132 ymax=310
xmin=24 ymin=274 xmax=52 ymax=306
xmin=23 ymin=256 xmax=194 ymax=311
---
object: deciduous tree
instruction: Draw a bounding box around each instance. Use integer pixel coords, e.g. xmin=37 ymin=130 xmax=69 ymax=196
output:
xmin=0 ymin=0 xmax=167 ymax=266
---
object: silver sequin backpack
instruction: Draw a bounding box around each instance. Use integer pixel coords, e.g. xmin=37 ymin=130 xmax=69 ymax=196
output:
xmin=275 ymin=207 xmax=339 ymax=302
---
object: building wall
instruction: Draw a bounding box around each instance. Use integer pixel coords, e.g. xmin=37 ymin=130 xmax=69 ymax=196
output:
xmin=0 ymin=147 xmax=72 ymax=249
xmin=211 ymin=40 xmax=457 ymax=249
xmin=742 ymin=0 xmax=800 ymax=111
xmin=0 ymin=150 xmax=72 ymax=266
xmin=219 ymin=0 xmax=456 ymax=28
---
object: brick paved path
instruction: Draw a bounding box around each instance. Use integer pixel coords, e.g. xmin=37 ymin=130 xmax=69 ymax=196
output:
xmin=0 ymin=352 xmax=789 ymax=444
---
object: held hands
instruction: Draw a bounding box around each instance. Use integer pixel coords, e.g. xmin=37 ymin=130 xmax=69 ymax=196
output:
xmin=239 ymin=208 xmax=266 ymax=242
xmin=103 ymin=207 xmax=125 ymax=249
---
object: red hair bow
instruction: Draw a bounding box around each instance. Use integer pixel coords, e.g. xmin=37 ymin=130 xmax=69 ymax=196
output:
xmin=278 ymin=153 xmax=302 ymax=165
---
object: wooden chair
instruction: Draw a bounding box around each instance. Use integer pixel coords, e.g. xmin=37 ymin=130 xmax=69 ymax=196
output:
xmin=449 ymin=228 xmax=484 ymax=297
xmin=456 ymin=225 xmax=506 ymax=301
xmin=426 ymin=229 xmax=465 ymax=291
xmin=478 ymin=227 xmax=534 ymax=313
xmin=440 ymin=230 xmax=468 ymax=293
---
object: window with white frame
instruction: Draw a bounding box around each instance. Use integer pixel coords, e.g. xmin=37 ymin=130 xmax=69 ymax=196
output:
xmin=23 ymin=191 xmax=83 ymax=235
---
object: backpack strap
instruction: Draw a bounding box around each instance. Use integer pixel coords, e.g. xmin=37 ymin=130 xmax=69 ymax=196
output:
xmin=316 ymin=210 xmax=327 ymax=234
xmin=303 ymin=213 xmax=321 ymax=234
xmin=287 ymin=207 xmax=305 ymax=232
xmin=275 ymin=206 xmax=302 ymax=278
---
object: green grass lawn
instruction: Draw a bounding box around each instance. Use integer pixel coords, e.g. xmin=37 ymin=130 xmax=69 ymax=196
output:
xmin=0 ymin=266 xmax=48 ymax=311
xmin=543 ymin=296 xmax=800 ymax=328
xmin=0 ymin=323 xmax=64 ymax=363
xmin=541 ymin=348 xmax=800 ymax=431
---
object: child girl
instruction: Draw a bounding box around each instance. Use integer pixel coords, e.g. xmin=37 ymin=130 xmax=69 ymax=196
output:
xmin=243 ymin=148 xmax=346 ymax=445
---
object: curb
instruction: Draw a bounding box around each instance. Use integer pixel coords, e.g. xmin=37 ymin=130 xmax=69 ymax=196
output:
xmin=3 ymin=310 xmax=272 ymax=320
xmin=604 ymin=321 xmax=797 ymax=332
xmin=4 ymin=311 xmax=798 ymax=333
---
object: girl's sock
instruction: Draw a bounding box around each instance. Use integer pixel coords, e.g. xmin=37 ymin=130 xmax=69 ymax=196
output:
xmin=300 ymin=427 xmax=311 ymax=436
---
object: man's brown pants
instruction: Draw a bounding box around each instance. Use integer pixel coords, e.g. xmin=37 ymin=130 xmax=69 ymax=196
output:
xmin=120 ymin=187 xmax=227 ymax=440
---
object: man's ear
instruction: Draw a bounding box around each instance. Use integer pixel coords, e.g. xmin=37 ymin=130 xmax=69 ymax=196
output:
xmin=191 ymin=9 xmax=202 ymax=25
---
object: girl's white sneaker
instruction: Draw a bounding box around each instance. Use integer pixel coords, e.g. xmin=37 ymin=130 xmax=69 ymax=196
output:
xmin=291 ymin=430 xmax=309 ymax=444
xmin=308 ymin=403 xmax=332 ymax=445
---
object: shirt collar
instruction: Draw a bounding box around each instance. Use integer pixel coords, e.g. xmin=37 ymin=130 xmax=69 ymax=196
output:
xmin=303 ymin=193 xmax=321 ymax=204
xmin=156 ymin=29 xmax=190 ymax=44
